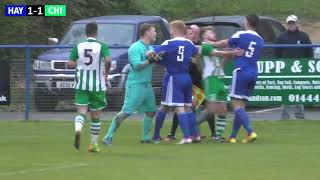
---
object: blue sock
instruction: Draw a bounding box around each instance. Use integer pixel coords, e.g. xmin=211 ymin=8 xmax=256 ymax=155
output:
xmin=177 ymin=113 xmax=191 ymax=139
xmin=230 ymin=114 xmax=241 ymax=138
xmin=187 ymin=111 xmax=199 ymax=137
xmin=236 ymin=108 xmax=253 ymax=135
xmin=152 ymin=110 xmax=166 ymax=140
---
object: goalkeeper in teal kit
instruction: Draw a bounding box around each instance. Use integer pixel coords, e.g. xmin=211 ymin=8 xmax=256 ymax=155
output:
xmin=103 ymin=23 xmax=158 ymax=145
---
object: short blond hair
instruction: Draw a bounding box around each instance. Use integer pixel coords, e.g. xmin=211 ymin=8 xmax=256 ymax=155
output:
xmin=170 ymin=20 xmax=186 ymax=34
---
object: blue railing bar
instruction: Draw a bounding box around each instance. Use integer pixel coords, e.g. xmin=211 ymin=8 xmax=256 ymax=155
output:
xmin=24 ymin=47 xmax=31 ymax=121
xmin=0 ymin=45 xmax=72 ymax=48
xmin=0 ymin=45 xmax=29 ymax=48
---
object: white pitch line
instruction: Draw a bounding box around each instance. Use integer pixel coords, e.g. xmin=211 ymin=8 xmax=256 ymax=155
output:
xmin=249 ymin=107 xmax=282 ymax=114
xmin=0 ymin=163 xmax=87 ymax=176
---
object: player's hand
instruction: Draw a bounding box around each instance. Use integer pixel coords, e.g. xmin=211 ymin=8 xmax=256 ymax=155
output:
xmin=146 ymin=51 xmax=157 ymax=63
xmin=234 ymin=48 xmax=245 ymax=56
xmin=146 ymin=51 xmax=163 ymax=63
xmin=148 ymin=58 xmax=156 ymax=64
xmin=146 ymin=51 xmax=156 ymax=59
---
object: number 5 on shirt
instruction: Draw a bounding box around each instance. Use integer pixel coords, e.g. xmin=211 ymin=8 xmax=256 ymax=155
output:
xmin=177 ymin=46 xmax=184 ymax=61
xmin=245 ymin=41 xmax=256 ymax=58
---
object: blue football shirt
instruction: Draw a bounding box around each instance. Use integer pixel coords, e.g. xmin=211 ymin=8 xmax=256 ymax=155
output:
xmin=228 ymin=30 xmax=264 ymax=73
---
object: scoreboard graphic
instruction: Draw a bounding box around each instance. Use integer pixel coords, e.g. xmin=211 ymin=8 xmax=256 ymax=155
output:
xmin=5 ymin=5 xmax=66 ymax=16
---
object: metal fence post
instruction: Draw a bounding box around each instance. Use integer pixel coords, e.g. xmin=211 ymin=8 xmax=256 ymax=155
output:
xmin=25 ymin=46 xmax=31 ymax=121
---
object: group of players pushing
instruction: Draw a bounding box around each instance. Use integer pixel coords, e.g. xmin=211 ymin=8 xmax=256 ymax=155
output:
xmin=67 ymin=14 xmax=264 ymax=152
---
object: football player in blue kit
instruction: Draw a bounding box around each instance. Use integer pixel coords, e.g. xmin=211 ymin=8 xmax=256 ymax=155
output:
xmin=211 ymin=15 xmax=264 ymax=143
xmin=151 ymin=20 xmax=200 ymax=144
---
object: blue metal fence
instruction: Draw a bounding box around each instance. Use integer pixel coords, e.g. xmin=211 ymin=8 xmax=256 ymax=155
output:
xmin=0 ymin=44 xmax=320 ymax=120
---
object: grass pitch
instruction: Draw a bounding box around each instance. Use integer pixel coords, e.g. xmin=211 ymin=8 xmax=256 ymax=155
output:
xmin=0 ymin=120 xmax=320 ymax=180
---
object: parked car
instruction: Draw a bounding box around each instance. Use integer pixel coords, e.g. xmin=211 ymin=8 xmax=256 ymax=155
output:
xmin=33 ymin=15 xmax=170 ymax=111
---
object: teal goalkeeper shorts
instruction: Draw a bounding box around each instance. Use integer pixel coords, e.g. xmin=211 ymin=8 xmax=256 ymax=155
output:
xmin=121 ymin=82 xmax=157 ymax=114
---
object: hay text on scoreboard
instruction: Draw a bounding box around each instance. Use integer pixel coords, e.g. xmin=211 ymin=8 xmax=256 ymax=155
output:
xmin=5 ymin=5 xmax=66 ymax=16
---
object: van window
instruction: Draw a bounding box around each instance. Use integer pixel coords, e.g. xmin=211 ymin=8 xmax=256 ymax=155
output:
xmin=60 ymin=23 xmax=135 ymax=46
xmin=153 ymin=22 xmax=166 ymax=45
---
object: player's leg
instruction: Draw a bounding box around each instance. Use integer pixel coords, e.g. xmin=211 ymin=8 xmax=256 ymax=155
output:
xmin=208 ymin=101 xmax=227 ymax=142
xmin=229 ymin=69 xmax=244 ymax=142
xmin=103 ymin=111 xmax=131 ymax=145
xmin=231 ymin=98 xmax=257 ymax=143
xmin=175 ymin=106 xmax=192 ymax=144
xmin=141 ymin=112 xmax=155 ymax=143
xmin=153 ymin=105 xmax=169 ymax=143
xmin=206 ymin=113 xmax=216 ymax=138
xmin=165 ymin=112 xmax=179 ymax=141
xmin=241 ymin=75 xmax=258 ymax=143
xmin=183 ymin=75 xmax=201 ymax=142
xmin=230 ymin=70 xmax=257 ymax=143
xmin=88 ymin=110 xmax=102 ymax=152
xmin=103 ymin=84 xmax=143 ymax=145
xmin=175 ymin=75 xmax=194 ymax=144
xmin=212 ymin=102 xmax=227 ymax=142
xmin=140 ymin=83 xmax=157 ymax=143
xmin=213 ymin=81 xmax=228 ymax=142
xmin=202 ymin=76 xmax=220 ymax=138
xmin=185 ymin=84 xmax=200 ymax=142
xmin=197 ymin=108 xmax=208 ymax=125
xmin=153 ymin=74 xmax=171 ymax=142
xmin=187 ymin=107 xmax=201 ymax=142
xmin=87 ymin=91 xmax=106 ymax=152
xmin=170 ymin=113 xmax=179 ymax=137
xmin=196 ymin=109 xmax=216 ymax=139
xmin=73 ymin=90 xmax=89 ymax=150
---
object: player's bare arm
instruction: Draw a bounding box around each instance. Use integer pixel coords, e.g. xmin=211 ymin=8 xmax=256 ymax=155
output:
xmin=210 ymin=39 xmax=229 ymax=48
xmin=104 ymin=56 xmax=112 ymax=81
xmin=212 ymin=48 xmax=244 ymax=58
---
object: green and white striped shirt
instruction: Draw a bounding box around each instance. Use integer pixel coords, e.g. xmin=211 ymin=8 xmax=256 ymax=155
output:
xmin=70 ymin=37 xmax=110 ymax=91
xmin=201 ymin=42 xmax=225 ymax=79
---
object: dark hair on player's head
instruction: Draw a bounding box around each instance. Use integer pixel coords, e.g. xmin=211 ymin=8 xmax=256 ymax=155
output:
xmin=86 ymin=22 xmax=98 ymax=37
xmin=246 ymin=14 xmax=260 ymax=29
xmin=139 ymin=23 xmax=155 ymax=37
xmin=200 ymin=26 xmax=214 ymax=41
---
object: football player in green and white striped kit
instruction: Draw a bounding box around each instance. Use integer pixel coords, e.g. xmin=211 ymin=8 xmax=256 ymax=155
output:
xmin=67 ymin=22 xmax=111 ymax=152
xmin=198 ymin=27 xmax=244 ymax=142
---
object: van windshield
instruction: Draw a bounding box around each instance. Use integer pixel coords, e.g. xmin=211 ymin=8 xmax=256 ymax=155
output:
xmin=60 ymin=23 xmax=135 ymax=46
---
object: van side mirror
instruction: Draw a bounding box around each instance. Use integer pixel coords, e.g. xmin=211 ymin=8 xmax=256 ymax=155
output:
xmin=48 ymin=38 xmax=59 ymax=45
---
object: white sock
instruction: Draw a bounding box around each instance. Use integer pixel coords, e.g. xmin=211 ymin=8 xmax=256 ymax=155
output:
xmin=75 ymin=115 xmax=85 ymax=132
xmin=90 ymin=122 xmax=101 ymax=145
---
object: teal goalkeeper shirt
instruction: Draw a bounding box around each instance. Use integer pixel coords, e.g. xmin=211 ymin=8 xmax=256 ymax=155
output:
xmin=126 ymin=40 xmax=154 ymax=85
